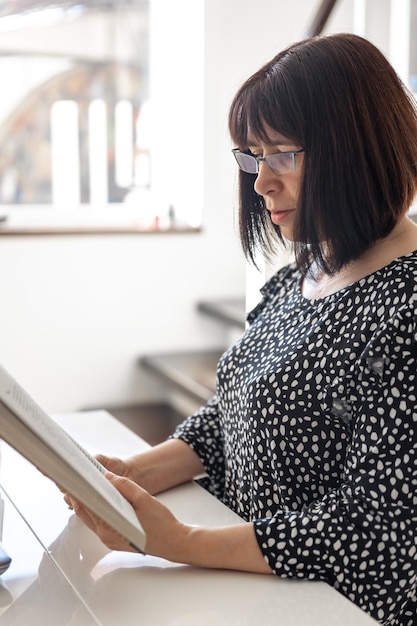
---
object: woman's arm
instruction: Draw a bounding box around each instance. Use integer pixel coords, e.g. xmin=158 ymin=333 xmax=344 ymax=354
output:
xmin=180 ymin=522 xmax=273 ymax=574
xmin=67 ymin=396 xmax=271 ymax=573
xmin=96 ymin=438 xmax=205 ymax=495
xmin=70 ymin=472 xmax=272 ymax=575
xmin=97 ymin=395 xmax=226 ymax=497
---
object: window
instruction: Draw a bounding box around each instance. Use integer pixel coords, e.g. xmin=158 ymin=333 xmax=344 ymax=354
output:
xmin=0 ymin=0 xmax=204 ymax=233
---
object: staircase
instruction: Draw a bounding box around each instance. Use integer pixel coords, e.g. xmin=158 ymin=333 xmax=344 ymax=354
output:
xmin=139 ymin=298 xmax=246 ymax=416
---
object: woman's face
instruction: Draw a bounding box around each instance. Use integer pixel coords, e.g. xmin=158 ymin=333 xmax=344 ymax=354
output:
xmin=249 ymin=129 xmax=304 ymax=241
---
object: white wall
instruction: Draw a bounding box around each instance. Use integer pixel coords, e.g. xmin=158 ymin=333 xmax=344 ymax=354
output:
xmin=0 ymin=231 xmax=243 ymax=412
xmin=0 ymin=0 xmax=357 ymax=413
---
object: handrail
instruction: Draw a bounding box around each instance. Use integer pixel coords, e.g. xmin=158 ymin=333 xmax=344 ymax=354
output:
xmin=305 ymin=0 xmax=339 ymax=38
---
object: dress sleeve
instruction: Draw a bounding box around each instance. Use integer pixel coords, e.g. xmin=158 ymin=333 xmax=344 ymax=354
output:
xmin=253 ymin=305 xmax=417 ymax=625
xmin=171 ymin=264 xmax=299 ymax=499
xmin=170 ymin=395 xmax=226 ymax=499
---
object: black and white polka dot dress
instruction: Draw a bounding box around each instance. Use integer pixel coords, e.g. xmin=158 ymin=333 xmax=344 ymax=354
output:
xmin=172 ymin=251 xmax=417 ymax=625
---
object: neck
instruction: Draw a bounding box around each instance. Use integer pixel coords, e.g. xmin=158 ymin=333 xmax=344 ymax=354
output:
xmin=301 ymin=215 xmax=417 ymax=300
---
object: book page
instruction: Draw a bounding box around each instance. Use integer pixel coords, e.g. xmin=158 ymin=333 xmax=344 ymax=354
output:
xmin=0 ymin=366 xmax=140 ymax=528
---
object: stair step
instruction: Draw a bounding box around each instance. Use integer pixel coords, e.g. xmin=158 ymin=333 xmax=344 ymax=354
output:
xmin=139 ymin=350 xmax=222 ymax=405
xmin=197 ymin=298 xmax=246 ymax=329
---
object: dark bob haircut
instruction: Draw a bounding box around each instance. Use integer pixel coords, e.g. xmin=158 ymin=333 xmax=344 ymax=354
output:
xmin=228 ymin=33 xmax=417 ymax=276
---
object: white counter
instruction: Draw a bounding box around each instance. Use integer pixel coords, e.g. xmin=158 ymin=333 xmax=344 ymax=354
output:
xmin=0 ymin=411 xmax=377 ymax=625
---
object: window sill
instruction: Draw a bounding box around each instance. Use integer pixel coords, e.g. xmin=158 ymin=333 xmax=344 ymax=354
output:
xmin=0 ymin=206 xmax=201 ymax=236
xmin=0 ymin=222 xmax=201 ymax=236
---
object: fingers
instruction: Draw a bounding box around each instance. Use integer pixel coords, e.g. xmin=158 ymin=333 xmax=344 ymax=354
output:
xmin=69 ymin=498 xmax=106 ymax=536
xmin=95 ymin=454 xmax=113 ymax=468
xmin=96 ymin=455 xmax=128 ymax=477
xmin=69 ymin=494 xmax=133 ymax=551
xmin=105 ymin=472 xmax=148 ymax=509
xmin=63 ymin=473 xmax=149 ymax=553
xmin=64 ymin=493 xmax=73 ymax=508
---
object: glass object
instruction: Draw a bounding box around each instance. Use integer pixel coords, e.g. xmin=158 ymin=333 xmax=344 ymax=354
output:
xmin=232 ymin=148 xmax=304 ymax=175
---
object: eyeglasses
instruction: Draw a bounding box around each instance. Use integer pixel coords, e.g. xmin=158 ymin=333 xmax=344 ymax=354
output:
xmin=232 ymin=148 xmax=304 ymax=175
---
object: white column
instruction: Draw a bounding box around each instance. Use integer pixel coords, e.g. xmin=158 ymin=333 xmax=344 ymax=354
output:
xmin=115 ymin=100 xmax=134 ymax=190
xmin=353 ymin=0 xmax=367 ymax=36
xmin=149 ymin=0 xmax=204 ymax=226
xmin=88 ymin=99 xmax=108 ymax=206
xmin=50 ymin=100 xmax=80 ymax=207
xmin=389 ymin=0 xmax=410 ymax=85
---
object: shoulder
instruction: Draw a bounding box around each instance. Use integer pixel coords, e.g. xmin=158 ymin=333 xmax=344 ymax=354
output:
xmin=374 ymin=251 xmax=417 ymax=310
xmin=261 ymin=262 xmax=300 ymax=296
xmin=357 ymin=255 xmax=417 ymax=368
xmin=247 ymin=262 xmax=300 ymax=324
xmin=391 ymin=249 xmax=417 ymax=280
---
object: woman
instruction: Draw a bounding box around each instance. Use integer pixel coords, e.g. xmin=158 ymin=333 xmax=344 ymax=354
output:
xmin=68 ymin=34 xmax=417 ymax=625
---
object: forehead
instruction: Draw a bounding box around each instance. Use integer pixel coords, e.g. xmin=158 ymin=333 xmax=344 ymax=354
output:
xmin=247 ymin=128 xmax=295 ymax=147
xmin=247 ymin=123 xmax=294 ymax=146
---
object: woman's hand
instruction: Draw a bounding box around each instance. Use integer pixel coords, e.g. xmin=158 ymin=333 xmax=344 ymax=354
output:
xmin=63 ymin=440 xmax=271 ymax=572
xmin=88 ymin=439 xmax=205 ymax=496
xmin=96 ymin=454 xmax=141 ymax=483
xmin=67 ymin=472 xmax=273 ymax=574
xmin=67 ymin=473 xmax=190 ymax=559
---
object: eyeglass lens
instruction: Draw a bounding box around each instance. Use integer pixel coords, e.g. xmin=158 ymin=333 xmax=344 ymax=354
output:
xmin=233 ymin=150 xmax=299 ymax=175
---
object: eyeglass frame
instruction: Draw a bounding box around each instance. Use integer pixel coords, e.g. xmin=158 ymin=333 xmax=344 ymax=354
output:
xmin=232 ymin=147 xmax=304 ymax=175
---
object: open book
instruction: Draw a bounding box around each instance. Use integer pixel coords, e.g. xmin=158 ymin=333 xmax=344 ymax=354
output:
xmin=0 ymin=365 xmax=146 ymax=552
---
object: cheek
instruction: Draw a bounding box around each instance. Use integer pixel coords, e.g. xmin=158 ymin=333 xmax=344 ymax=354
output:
xmin=291 ymin=174 xmax=303 ymax=201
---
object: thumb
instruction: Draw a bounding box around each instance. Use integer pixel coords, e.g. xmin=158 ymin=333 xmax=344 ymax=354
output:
xmin=97 ymin=455 xmax=125 ymax=474
xmin=105 ymin=471 xmax=147 ymax=508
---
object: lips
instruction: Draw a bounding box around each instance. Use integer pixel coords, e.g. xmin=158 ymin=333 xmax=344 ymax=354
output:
xmin=269 ymin=208 xmax=295 ymax=224
xmin=271 ymin=209 xmax=293 ymax=215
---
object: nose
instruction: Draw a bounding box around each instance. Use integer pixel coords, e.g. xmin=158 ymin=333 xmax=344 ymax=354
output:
xmin=253 ymin=160 xmax=283 ymax=197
